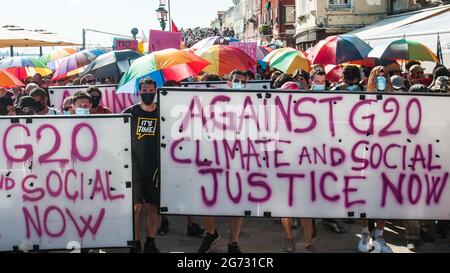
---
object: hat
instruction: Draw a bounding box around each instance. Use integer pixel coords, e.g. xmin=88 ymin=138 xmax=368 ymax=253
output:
xmin=391 ymin=75 xmax=405 ymax=90
xmin=409 ymin=84 xmax=428 ymax=93
xmin=15 ymin=96 xmax=39 ymax=111
xmin=409 ymin=64 xmax=424 ymax=73
xmin=280 ymin=82 xmax=300 ymax=90
xmin=430 ymin=76 xmax=450 ymax=93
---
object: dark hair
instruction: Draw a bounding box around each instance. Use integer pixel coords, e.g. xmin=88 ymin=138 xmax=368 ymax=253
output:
xmin=409 ymin=84 xmax=429 ymax=93
xmin=310 ymin=68 xmax=326 ymax=80
xmin=433 ymin=65 xmax=450 ymax=79
xmin=86 ymin=86 xmax=102 ymax=98
xmin=164 ymin=80 xmax=181 ymax=87
xmin=405 ymin=61 xmax=421 ymax=72
xmin=342 ymin=65 xmax=361 ymax=82
xmin=244 ymin=70 xmax=255 ymax=80
xmin=29 ymin=88 xmax=47 ymax=99
xmin=229 ymin=70 xmax=247 ymax=81
xmin=292 ymin=69 xmax=310 ymax=82
xmin=139 ymin=78 xmax=157 ymax=90
xmin=0 ymin=96 xmax=14 ymax=107
xmin=73 ymin=91 xmax=92 ymax=104
xmin=273 ymin=73 xmax=295 ymax=89
xmin=200 ymin=73 xmax=222 ymax=82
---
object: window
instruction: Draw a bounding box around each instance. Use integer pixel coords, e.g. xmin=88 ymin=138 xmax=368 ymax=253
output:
xmin=329 ymin=0 xmax=351 ymax=8
xmin=284 ymin=6 xmax=295 ymax=24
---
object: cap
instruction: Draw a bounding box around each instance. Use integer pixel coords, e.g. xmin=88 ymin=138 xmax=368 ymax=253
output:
xmin=409 ymin=64 xmax=425 ymax=73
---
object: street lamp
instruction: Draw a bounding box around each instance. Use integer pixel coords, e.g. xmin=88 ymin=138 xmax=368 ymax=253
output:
xmin=156 ymin=5 xmax=168 ymax=31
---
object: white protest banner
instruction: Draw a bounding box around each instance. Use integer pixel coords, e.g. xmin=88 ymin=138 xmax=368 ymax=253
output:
xmin=180 ymin=81 xmax=271 ymax=90
xmin=159 ymin=89 xmax=450 ymax=220
xmin=0 ymin=115 xmax=133 ymax=251
xmin=48 ymin=85 xmax=140 ymax=114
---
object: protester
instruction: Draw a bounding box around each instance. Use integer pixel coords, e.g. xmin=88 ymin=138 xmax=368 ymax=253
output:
xmin=123 ymin=78 xmax=160 ymax=253
xmin=331 ymin=65 xmax=364 ymax=91
xmin=407 ymin=64 xmax=431 ymax=87
xmin=244 ymin=70 xmax=256 ymax=81
xmin=199 ymin=70 xmax=248 ymax=254
xmin=270 ymin=70 xmax=282 ymax=88
xmin=0 ymin=96 xmax=15 ymax=116
xmin=0 ymin=87 xmax=14 ymax=98
xmin=29 ymin=88 xmax=62 ymax=115
xmin=86 ymin=86 xmax=112 ymax=114
xmin=72 ymin=91 xmax=92 ymax=115
xmin=273 ymin=73 xmax=295 ymax=89
xmin=30 ymin=73 xmax=44 ymax=88
xmin=62 ymin=96 xmax=74 ymax=115
xmin=80 ymin=74 xmax=96 ymax=85
xmin=15 ymin=96 xmax=40 ymax=115
xmin=309 ymin=68 xmax=329 ymax=90
xmin=292 ymin=69 xmax=310 ymax=90
xmin=200 ymin=73 xmax=222 ymax=82
xmin=366 ymin=66 xmax=394 ymax=92
xmin=409 ymin=83 xmax=429 ymax=93
xmin=429 ymin=76 xmax=449 ymax=93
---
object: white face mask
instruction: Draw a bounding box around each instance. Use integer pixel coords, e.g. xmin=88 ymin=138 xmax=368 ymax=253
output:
xmin=63 ymin=110 xmax=72 ymax=115
xmin=312 ymin=84 xmax=325 ymax=91
xmin=232 ymin=82 xmax=245 ymax=89
xmin=75 ymin=107 xmax=90 ymax=115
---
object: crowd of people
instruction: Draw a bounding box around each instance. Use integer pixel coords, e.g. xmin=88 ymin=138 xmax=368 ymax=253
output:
xmin=182 ymin=27 xmax=236 ymax=48
xmin=1 ymin=59 xmax=450 ymax=254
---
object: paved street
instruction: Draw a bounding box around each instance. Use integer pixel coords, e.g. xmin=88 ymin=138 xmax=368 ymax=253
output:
xmin=130 ymin=216 xmax=450 ymax=253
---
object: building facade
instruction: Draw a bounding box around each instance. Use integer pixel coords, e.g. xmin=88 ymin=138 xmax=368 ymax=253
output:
xmin=260 ymin=0 xmax=297 ymax=47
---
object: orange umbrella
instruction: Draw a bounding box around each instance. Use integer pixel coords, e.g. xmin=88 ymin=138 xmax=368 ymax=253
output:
xmin=0 ymin=69 xmax=24 ymax=88
xmin=195 ymin=45 xmax=257 ymax=76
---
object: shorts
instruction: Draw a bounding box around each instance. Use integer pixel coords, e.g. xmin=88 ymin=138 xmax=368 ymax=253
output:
xmin=133 ymin=169 xmax=159 ymax=205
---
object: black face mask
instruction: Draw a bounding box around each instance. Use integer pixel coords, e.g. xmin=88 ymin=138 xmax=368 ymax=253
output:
xmin=91 ymin=96 xmax=101 ymax=107
xmin=141 ymin=93 xmax=156 ymax=105
xmin=0 ymin=106 xmax=9 ymax=116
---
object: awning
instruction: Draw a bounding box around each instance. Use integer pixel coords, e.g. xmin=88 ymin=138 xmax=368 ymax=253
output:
xmin=0 ymin=26 xmax=80 ymax=48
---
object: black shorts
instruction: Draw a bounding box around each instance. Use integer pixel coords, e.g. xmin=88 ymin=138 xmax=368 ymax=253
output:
xmin=133 ymin=169 xmax=159 ymax=205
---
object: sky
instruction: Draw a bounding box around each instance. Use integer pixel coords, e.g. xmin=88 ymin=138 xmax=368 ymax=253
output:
xmin=1 ymin=0 xmax=233 ymax=54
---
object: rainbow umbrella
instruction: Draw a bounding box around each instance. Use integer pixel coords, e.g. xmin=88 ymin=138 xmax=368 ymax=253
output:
xmin=117 ymin=48 xmax=209 ymax=94
xmin=0 ymin=56 xmax=52 ymax=80
xmin=263 ymin=47 xmax=310 ymax=73
xmin=52 ymin=48 xmax=105 ymax=80
xmin=0 ymin=69 xmax=24 ymax=88
xmin=368 ymin=39 xmax=438 ymax=62
xmin=309 ymin=35 xmax=373 ymax=65
xmin=195 ymin=45 xmax=256 ymax=76
xmin=256 ymin=46 xmax=273 ymax=60
xmin=41 ymin=47 xmax=77 ymax=69
xmin=191 ymin=36 xmax=239 ymax=50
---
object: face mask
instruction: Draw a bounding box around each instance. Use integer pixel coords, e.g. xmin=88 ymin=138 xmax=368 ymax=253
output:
xmin=376 ymin=76 xmax=387 ymax=91
xmin=312 ymin=84 xmax=325 ymax=91
xmin=232 ymin=82 xmax=245 ymax=89
xmin=75 ymin=107 xmax=90 ymax=115
xmin=63 ymin=110 xmax=72 ymax=115
xmin=347 ymin=84 xmax=359 ymax=91
xmin=141 ymin=93 xmax=156 ymax=105
xmin=0 ymin=106 xmax=9 ymax=116
xmin=91 ymin=96 xmax=101 ymax=107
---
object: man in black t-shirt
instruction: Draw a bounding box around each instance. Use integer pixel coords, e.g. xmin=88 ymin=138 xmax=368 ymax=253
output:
xmin=123 ymin=78 xmax=160 ymax=253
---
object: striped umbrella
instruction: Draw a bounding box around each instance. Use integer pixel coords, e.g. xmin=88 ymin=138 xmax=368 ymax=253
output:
xmin=41 ymin=47 xmax=77 ymax=69
xmin=368 ymin=39 xmax=439 ymax=62
xmin=195 ymin=45 xmax=256 ymax=76
xmin=0 ymin=69 xmax=24 ymax=88
xmin=0 ymin=56 xmax=52 ymax=80
xmin=52 ymin=48 xmax=105 ymax=80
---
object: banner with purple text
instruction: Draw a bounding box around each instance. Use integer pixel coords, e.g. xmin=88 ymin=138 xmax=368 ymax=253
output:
xmin=0 ymin=115 xmax=133 ymax=252
xmin=180 ymin=81 xmax=271 ymax=90
xmin=48 ymin=85 xmax=139 ymax=114
xmin=159 ymin=89 xmax=450 ymax=220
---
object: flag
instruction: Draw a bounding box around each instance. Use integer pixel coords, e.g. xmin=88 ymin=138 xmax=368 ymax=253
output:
xmin=437 ymin=33 xmax=444 ymax=65
xmin=172 ymin=21 xmax=179 ymax=33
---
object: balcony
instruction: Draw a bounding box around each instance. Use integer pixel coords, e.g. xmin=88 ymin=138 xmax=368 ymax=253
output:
xmin=259 ymin=24 xmax=272 ymax=36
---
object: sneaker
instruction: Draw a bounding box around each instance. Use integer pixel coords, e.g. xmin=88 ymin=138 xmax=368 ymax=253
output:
xmin=187 ymin=223 xmax=205 ymax=237
xmin=143 ymin=240 xmax=160 ymax=253
xmin=305 ymin=243 xmax=317 ymax=253
xmin=406 ymin=240 xmax=419 ymax=252
xmin=129 ymin=240 xmax=142 ymax=253
xmin=322 ymin=219 xmax=345 ymax=233
xmin=420 ymin=228 xmax=435 ymax=243
xmin=292 ymin=219 xmax=300 ymax=229
xmin=198 ymin=231 xmax=220 ymax=253
xmin=282 ymin=238 xmax=295 ymax=253
xmin=227 ymin=242 xmax=242 ymax=253
xmin=158 ymin=220 xmax=170 ymax=236
xmin=373 ymin=237 xmax=393 ymax=253
xmin=358 ymin=232 xmax=371 ymax=253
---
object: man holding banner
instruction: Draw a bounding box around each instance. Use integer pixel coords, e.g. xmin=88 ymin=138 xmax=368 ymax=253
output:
xmin=123 ymin=78 xmax=160 ymax=253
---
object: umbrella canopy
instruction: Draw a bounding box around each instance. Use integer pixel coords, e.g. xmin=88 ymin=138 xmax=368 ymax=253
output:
xmin=52 ymin=48 xmax=105 ymax=80
xmin=196 ymin=45 xmax=257 ymax=76
xmin=309 ymin=35 xmax=373 ymax=65
xmin=256 ymin=46 xmax=273 ymax=60
xmin=0 ymin=56 xmax=52 ymax=80
xmin=191 ymin=36 xmax=239 ymax=50
xmin=0 ymin=26 xmax=80 ymax=48
xmin=41 ymin=47 xmax=77 ymax=69
xmin=117 ymin=48 xmax=209 ymax=94
xmin=263 ymin=47 xmax=310 ymax=73
xmin=80 ymin=50 xmax=142 ymax=80
xmin=0 ymin=69 xmax=24 ymax=88
xmin=368 ymin=39 xmax=438 ymax=63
